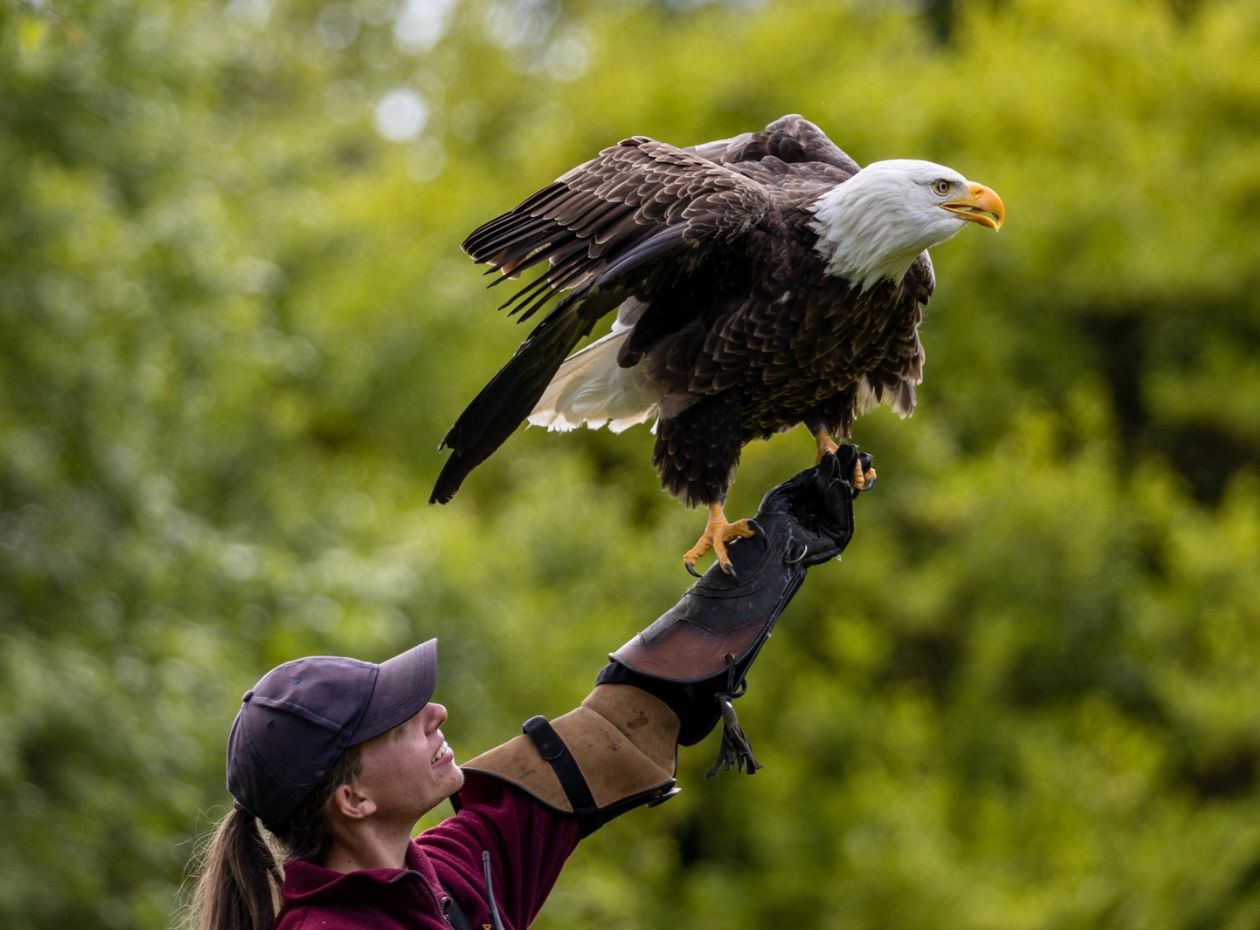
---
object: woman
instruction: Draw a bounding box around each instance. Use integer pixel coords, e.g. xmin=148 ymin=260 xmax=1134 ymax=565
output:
xmin=190 ymin=449 xmax=868 ymax=930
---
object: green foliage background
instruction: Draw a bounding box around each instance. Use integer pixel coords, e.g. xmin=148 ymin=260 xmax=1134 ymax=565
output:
xmin=3 ymin=0 xmax=1259 ymax=926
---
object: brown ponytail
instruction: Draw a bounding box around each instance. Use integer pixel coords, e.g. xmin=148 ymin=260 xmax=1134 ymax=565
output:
xmin=189 ymin=744 xmax=363 ymax=930
xmin=190 ymin=805 xmax=281 ymax=930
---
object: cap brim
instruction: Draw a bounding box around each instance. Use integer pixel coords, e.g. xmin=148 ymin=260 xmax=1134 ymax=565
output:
xmin=349 ymin=638 xmax=438 ymax=745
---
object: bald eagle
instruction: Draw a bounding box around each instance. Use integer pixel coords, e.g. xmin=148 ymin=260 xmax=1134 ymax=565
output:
xmin=430 ymin=115 xmax=1004 ymax=572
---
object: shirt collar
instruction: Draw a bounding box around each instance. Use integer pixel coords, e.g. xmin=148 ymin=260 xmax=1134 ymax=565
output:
xmin=281 ymin=841 xmax=439 ymax=905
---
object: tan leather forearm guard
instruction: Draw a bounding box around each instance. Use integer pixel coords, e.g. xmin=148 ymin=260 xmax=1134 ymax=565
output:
xmin=460 ymin=684 xmax=680 ymax=821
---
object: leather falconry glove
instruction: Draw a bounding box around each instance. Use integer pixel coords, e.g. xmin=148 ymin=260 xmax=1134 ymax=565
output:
xmin=605 ymin=443 xmax=872 ymax=774
xmin=461 ymin=445 xmax=872 ymax=834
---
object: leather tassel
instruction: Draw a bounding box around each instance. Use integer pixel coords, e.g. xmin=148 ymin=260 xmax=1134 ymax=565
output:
xmin=705 ymin=694 xmax=762 ymax=778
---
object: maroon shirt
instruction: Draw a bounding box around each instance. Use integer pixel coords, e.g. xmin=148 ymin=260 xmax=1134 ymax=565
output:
xmin=276 ymin=775 xmax=582 ymax=929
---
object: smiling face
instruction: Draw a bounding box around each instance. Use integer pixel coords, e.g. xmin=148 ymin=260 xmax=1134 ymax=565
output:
xmin=350 ymin=701 xmax=464 ymax=827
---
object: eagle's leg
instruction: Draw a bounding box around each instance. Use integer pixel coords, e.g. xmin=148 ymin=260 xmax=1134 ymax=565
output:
xmin=683 ymin=503 xmax=755 ymax=578
xmin=812 ymin=427 xmax=876 ymax=488
xmin=814 ymin=430 xmax=840 ymax=464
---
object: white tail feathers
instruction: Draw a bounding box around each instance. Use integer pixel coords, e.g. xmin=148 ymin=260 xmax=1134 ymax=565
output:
xmin=528 ymin=329 xmax=659 ymax=433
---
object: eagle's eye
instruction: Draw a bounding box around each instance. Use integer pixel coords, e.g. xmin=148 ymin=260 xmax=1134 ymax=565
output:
xmin=932 ymin=179 xmax=952 ymax=195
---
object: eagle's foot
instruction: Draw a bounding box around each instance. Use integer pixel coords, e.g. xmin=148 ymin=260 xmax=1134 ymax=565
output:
xmin=852 ymin=458 xmax=877 ymax=490
xmin=683 ymin=504 xmax=755 ymax=577
xmin=815 ymin=431 xmax=876 ymax=489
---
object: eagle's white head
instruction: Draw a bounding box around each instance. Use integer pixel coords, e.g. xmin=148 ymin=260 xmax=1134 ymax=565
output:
xmin=808 ymin=159 xmax=1005 ymax=291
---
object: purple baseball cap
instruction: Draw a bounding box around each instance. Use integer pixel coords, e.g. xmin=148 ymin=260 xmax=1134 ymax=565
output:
xmin=227 ymin=638 xmax=438 ymax=827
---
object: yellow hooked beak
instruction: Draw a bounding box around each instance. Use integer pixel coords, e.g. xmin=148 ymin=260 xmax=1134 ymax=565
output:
xmin=942 ymin=182 xmax=1005 ymax=231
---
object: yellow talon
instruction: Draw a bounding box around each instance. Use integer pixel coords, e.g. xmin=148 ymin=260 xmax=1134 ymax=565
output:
xmin=683 ymin=503 xmax=755 ymax=574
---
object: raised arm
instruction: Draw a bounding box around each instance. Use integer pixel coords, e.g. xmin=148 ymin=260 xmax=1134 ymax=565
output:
xmin=425 ymin=447 xmax=872 ymax=927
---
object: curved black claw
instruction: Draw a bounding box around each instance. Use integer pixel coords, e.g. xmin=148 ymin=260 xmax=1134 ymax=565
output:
xmin=719 ymin=561 xmax=739 ymax=582
xmin=685 ymin=560 xmax=702 ymax=578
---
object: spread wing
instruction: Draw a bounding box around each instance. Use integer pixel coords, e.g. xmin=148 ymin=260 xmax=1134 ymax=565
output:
xmin=467 ymin=136 xmax=771 ymax=323
xmin=431 ymin=137 xmax=773 ymax=504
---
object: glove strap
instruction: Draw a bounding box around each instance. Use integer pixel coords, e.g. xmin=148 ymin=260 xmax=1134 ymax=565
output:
xmin=460 ymin=685 xmax=680 ymax=834
xmin=521 ymin=715 xmax=597 ymax=816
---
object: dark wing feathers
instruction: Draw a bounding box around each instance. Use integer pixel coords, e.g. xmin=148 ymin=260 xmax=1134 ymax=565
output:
xmin=430 ymin=137 xmax=771 ymax=504
xmin=463 ymin=137 xmax=769 ymax=300
xmin=429 ymin=288 xmax=622 ymax=505
xmin=689 ymin=114 xmax=861 ymax=177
